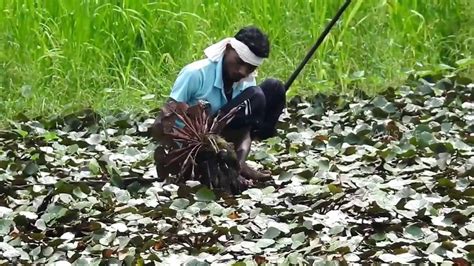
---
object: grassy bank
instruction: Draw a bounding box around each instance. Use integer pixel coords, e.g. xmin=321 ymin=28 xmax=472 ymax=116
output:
xmin=0 ymin=0 xmax=473 ymax=122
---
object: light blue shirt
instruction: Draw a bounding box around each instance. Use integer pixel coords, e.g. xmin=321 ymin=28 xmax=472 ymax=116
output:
xmin=170 ymin=57 xmax=256 ymax=115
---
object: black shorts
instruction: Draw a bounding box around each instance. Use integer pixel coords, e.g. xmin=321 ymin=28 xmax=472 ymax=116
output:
xmin=218 ymin=78 xmax=286 ymax=140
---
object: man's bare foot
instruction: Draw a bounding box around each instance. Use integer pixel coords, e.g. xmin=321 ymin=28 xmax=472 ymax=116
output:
xmin=240 ymin=163 xmax=272 ymax=181
xmin=231 ymin=175 xmax=253 ymax=194
xmin=237 ymin=175 xmax=254 ymax=187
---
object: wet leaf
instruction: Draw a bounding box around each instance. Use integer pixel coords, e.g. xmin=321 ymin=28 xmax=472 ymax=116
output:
xmin=0 ymin=207 xmax=13 ymax=218
xmin=379 ymin=253 xmax=418 ymax=263
xmin=291 ymin=232 xmax=305 ymax=249
xmin=262 ymin=227 xmax=282 ymax=239
xmin=0 ymin=242 xmax=21 ymax=258
xmin=256 ymin=239 xmax=275 ymax=248
xmin=437 ymin=178 xmax=456 ymax=189
xmin=243 ymin=188 xmax=263 ymax=201
xmin=195 ymin=187 xmax=216 ymax=202
xmin=428 ymin=254 xmax=444 ymax=263
xmin=344 ymin=253 xmax=360 ymax=262
xmin=405 ymin=199 xmax=429 ymax=211
xmin=0 ymin=219 xmax=12 ymax=235
xmin=170 ymin=198 xmax=190 ymax=210
xmin=23 ymin=161 xmax=39 ymax=176
xmin=85 ymin=134 xmax=102 ymax=145
xmin=425 ymin=97 xmax=444 ymax=108
xmin=328 ymin=184 xmax=343 ymax=194
xmin=404 ymin=225 xmax=424 ymax=239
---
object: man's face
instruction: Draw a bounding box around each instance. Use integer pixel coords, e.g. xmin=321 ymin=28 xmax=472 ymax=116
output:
xmin=222 ymin=45 xmax=258 ymax=83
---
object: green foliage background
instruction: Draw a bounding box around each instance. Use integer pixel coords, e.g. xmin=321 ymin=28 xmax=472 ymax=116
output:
xmin=0 ymin=0 xmax=473 ymax=121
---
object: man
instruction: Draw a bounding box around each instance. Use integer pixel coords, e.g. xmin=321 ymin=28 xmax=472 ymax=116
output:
xmin=167 ymin=26 xmax=286 ymax=183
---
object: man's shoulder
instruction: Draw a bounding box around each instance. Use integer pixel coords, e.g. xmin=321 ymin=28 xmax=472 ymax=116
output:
xmin=182 ymin=58 xmax=215 ymax=73
xmin=176 ymin=59 xmax=216 ymax=84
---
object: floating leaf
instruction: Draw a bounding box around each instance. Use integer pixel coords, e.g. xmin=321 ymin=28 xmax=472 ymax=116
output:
xmin=243 ymin=188 xmax=263 ymax=201
xmin=85 ymin=134 xmax=102 ymax=145
xmin=0 ymin=219 xmax=12 ymax=235
xmin=291 ymin=232 xmax=306 ymax=249
xmin=404 ymin=225 xmax=424 ymax=239
xmin=405 ymin=198 xmax=429 ymax=211
xmin=437 ymin=178 xmax=456 ymax=189
xmin=23 ymin=161 xmax=39 ymax=176
xmin=379 ymin=253 xmax=418 ymax=263
xmin=60 ymin=232 xmax=75 ymax=241
xmin=425 ymin=97 xmax=444 ymax=108
xmin=0 ymin=207 xmax=13 ymax=218
xmin=278 ymin=171 xmax=293 ymax=181
xmin=195 ymin=187 xmax=216 ymax=202
xmin=256 ymin=239 xmax=275 ymax=248
xmin=88 ymin=159 xmax=101 ymax=175
xmin=262 ymin=227 xmax=282 ymax=239
xmin=328 ymin=184 xmax=343 ymax=194
xmin=34 ymin=219 xmax=47 ymax=231
xmin=344 ymin=253 xmax=360 ymax=262
xmin=0 ymin=242 xmax=21 ymax=258
xmin=170 ymin=198 xmax=190 ymax=210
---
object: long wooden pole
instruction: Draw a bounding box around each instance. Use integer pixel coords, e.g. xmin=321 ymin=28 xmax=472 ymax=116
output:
xmin=285 ymin=0 xmax=352 ymax=91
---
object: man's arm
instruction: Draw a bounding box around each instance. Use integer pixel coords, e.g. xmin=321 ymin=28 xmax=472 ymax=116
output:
xmin=152 ymin=67 xmax=202 ymax=139
xmin=168 ymin=67 xmax=202 ymax=104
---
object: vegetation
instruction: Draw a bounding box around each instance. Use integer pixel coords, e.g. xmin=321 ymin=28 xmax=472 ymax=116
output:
xmin=152 ymin=100 xmax=242 ymax=193
xmin=1 ymin=0 xmax=473 ymax=122
xmin=0 ymin=71 xmax=472 ymax=264
xmin=0 ymin=1 xmax=473 ymax=264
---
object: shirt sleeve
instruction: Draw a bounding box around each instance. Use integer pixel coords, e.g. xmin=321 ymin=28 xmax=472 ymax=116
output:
xmin=169 ymin=67 xmax=202 ymax=103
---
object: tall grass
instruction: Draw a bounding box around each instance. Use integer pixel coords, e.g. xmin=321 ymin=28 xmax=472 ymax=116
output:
xmin=0 ymin=0 xmax=472 ymax=122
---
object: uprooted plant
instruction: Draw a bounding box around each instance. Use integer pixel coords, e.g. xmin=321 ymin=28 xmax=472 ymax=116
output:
xmin=151 ymin=100 xmax=245 ymax=194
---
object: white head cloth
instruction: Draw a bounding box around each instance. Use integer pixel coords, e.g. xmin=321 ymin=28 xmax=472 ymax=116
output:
xmin=204 ymin=37 xmax=264 ymax=82
xmin=204 ymin=37 xmax=264 ymax=66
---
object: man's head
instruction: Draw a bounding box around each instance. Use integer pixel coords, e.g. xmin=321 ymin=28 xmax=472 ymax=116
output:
xmin=223 ymin=26 xmax=270 ymax=83
xmin=234 ymin=26 xmax=270 ymax=58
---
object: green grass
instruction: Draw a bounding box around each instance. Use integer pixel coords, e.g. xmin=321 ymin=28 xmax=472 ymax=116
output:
xmin=0 ymin=0 xmax=473 ymax=123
